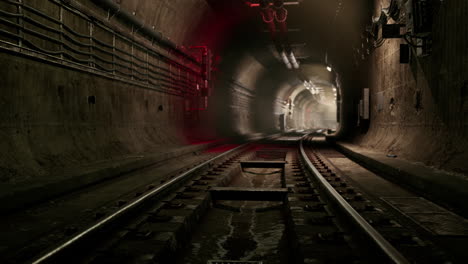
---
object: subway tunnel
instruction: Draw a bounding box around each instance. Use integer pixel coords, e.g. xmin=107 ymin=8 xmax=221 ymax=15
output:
xmin=1 ymin=0 xmax=468 ymax=263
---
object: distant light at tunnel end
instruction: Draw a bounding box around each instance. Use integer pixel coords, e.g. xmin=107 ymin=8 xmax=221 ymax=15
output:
xmin=326 ymin=66 xmax=332 ymax=72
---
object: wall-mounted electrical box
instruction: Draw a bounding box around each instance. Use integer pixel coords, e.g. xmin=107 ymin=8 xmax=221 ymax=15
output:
xmin=382 ymin=24 xmax=404 ymax=38
xmin=400 ymin=44 xmax=411 ymax=63
xmin=363 ymin=88 xmax=370 ymax=120
xmin=357 ymin=89 xmax=369 ymax=128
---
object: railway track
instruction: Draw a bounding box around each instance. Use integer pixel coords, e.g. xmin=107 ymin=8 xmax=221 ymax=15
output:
xmin=7 ymin=134 xmax=463 ymax=264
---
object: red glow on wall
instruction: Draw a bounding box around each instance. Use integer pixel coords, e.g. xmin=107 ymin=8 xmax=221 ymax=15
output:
xmin=182 ymin=2 xmax=258 ymax=144
xmin=186 ymin=108 xmax=207 ymax=111
xmin=188 ymin=4 xmax=255 ymax=54
xmin=187 ymin=138 xmax=223 ymax=145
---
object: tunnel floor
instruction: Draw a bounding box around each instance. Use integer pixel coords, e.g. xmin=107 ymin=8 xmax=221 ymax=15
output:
xmin=175 ymin=167 xmax=290 ymax=264
xmin=175 ymin=200 xmax=289 ymax=264
xmin=2 ymin=137 xmax=468 ymax=264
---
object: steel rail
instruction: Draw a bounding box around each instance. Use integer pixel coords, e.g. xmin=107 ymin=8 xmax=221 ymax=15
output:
xmin=30 ymin=143 xmax=248 ymax=264
xmin=299 ymin=138 xmax=410 ymax=264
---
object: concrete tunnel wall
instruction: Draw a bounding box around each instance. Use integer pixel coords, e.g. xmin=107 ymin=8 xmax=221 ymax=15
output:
xmin=351 ymin=0 xmax=468 ymax=175
xmin=0 ymin=0 xmax=467 ymax=190
xmin=0 ymin=0 xmax=207 ymax=184
xmin=0 ymin=0 xmax=285 ymax=186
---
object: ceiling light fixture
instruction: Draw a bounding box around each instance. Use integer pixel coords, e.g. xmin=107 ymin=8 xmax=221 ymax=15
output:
xmin=281 ymin=51 xmax=292 ymax=69
xmin=289 ymin=52 xmax=300 ymax=69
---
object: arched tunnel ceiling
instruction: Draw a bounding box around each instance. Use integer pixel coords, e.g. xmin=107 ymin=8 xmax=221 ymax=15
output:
xmin=203 ymin=0 xmax=371 ymax=103
xmin=84 ymin=0 xmax=370 ymax=134
xmin=278 ymin=63 xmax=335 ymax=102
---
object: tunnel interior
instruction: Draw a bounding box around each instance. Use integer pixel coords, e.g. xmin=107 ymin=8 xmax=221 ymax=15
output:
xmin=1 ymin=0 xmax=466 ymax=180
xmin=1 ymin=0 xmax=468 ymax=263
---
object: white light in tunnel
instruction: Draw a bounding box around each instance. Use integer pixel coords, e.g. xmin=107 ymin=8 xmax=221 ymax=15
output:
xmin=281 ymin=51 xmax=292 ymax=69
xmin=326 ymin=66 xmax=332 ymax=72
xmin=311 ymin=87 xmax=318 ymax=95
xmin=303 ymin=80 xmax=323 ymax=95
xmin=288 ymin=52 xmax=300 ymax=69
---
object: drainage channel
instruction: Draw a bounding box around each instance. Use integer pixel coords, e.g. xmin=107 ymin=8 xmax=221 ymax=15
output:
xmin=174 ymin=161 xmax=290 ymax=264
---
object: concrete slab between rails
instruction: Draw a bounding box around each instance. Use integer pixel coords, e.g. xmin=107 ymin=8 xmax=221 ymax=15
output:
xmin=210 ymin=187 xmax=288 ymax=201
xmin=334 ymin=142 xmax=468 ymax=217
xmin=0 ymin=142 xmax=221 ymax=213
xmin=240 ymin=161 xmax=287 ymax=169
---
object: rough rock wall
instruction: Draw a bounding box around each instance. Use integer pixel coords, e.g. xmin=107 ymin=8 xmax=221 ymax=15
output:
xmin=353 ymin=0 xmax=468 ymax=174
